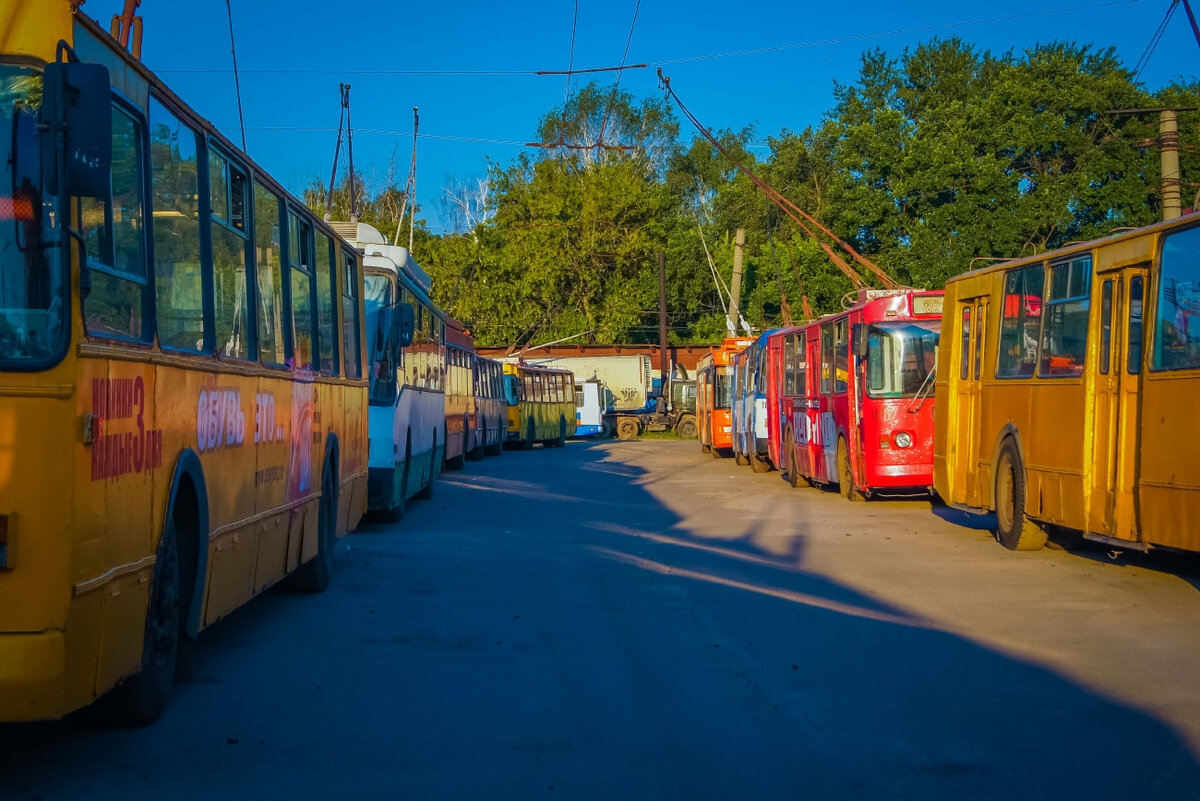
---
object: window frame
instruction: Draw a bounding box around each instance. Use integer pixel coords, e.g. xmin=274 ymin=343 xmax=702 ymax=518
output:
xmin=148 ymin=92 xmax=211 ymax=355
xmin=206 ymin=143 xmax=256 ymax=362
xmin=995 ymin=262 xmax=1046 ymax=380
xmin=285 ymin=206 xmax=318 ymax=372
xmin=252 ymin=179 xmax=287 ymax=369
xmin=81 ymin=95 xmax=155 ymax=346
xmin=1036 ymin=255 xmax=1092 ymax=379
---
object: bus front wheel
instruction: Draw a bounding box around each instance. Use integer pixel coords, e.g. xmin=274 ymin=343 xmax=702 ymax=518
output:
xmin=994 ymin=438 xmax=1047 ymax=551
xmin=837 ymin=438 xmax=864 ymax=502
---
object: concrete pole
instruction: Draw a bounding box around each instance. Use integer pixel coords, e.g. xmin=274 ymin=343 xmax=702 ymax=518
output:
xmin=729 ymin=229 xmax=746 ymax=336
xmin=657 ymin=252 xmax=669 ymax=392
xmin=1161 ymin=109 xmax=1182 ymax=221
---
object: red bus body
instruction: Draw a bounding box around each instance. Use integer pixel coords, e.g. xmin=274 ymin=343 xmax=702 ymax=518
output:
xmin=696 ymin=337 xmax=754 ymax=455
xmin=766 ymin=290 xmax=944 ymax=495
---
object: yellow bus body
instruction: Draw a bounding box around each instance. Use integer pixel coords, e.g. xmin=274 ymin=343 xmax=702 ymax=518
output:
xmin=503 ymin=363 xmax=577 ymax=447
xmin=935 ymin=214 xmax=1200 ymax=553
xmin=0 ymin=5 xmax=367 ymax=720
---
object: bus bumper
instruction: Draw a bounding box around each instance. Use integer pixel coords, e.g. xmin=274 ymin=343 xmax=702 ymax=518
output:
xmin=0 ymin=630 xmax=65 ymax=720
xmin=868 ymin=463 xmax=934 ymax=489
xmin=367 ymin=466 xmax=398 ymax=511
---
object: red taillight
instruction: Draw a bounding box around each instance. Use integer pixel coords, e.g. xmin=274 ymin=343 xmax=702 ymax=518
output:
xmin=0 ymin=195 xmax=34 ymax=222
xmin=0 ymin=514 xmax=10 ymax=570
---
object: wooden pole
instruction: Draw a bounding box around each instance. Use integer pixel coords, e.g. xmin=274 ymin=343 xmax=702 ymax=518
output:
xmin=728 ymin=229 xmax=746 ymax=336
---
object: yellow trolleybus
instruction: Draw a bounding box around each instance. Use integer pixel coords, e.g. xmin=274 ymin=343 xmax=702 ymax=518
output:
xmin=0 ymin=4 xmax=368 ymax=723
xmin=502 ymin=361 xmax=576 ymax=448
xmin=935 ymin=215 xmax=1200 ymax=554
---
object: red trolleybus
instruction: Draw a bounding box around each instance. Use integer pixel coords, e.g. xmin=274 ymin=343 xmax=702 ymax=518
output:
xmin=767 ymin=290 xmax=943 ymax=499
xmin=696 ymin=337 xmax=753 ymax=457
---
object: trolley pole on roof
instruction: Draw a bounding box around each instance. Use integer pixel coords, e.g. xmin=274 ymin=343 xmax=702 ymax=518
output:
xmin=657 ymin=251 xmax=669 ymax=390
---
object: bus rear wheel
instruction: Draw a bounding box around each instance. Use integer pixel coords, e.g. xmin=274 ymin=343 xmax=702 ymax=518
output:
xmin=837 ymin=437 xmax=864 ymax=502
xmin=553 ymin=417 xmax=567 ymax=447
xmin=288 ymin=459 xmax=337 ymax=592
xmin=994 ymin=438 xmax=1047 ymax=551
xmin=785 ymin=432 xmax=808 ymax=488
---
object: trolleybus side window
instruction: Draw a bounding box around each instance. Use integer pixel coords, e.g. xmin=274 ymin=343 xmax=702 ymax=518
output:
xmin=1100 ymin=281 xmax=1113 ymax=375
xmin=288 ymin=212 xmax=315 ymax=370
xmin=1129 ymin=275 xmax=1144 ymax=375
xmin=82 ymin=104 xmax=149 ymax=342
xmin=342 ymin=248 xmax=361 ymax=379
xmin=784 ymin=336 xmax=795 ymax=395
xmin=974 ymin=305 xmax=984 ymax=381
xmin=208 ymin=148 xmax=251 ymax=360
xmin=794 ymin=335 xmax=807 ymax=397
xmin=821 ymin=324 xmax=833 ymax=393
xmin=997 ymin=263 xmax=1045 ymax=378
xmin=148 ymin=98 xmax=205 ymax=353
xmin=315 ymin=231 xmax=337 ymax=376
xmin=834 ymin=318 xmax=849 ymax=393
xmin=254 ymin=182 xmax=285 ymax=366
xmin=1038 ymin=256 xmax=1091 ymax=377
xmin=1153 ymin=226 xmax=1200 ymax=370
xmin=960 ymin=307 xmax=971 ymax=380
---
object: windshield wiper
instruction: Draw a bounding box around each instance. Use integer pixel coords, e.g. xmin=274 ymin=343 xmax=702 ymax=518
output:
xmin=907 ymin=365 xmax=936 ymax=414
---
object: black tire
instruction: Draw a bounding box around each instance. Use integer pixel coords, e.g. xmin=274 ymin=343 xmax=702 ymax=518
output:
xmin=785 ymin=432 xmax=803 ymax=488
xmin=487 ymin=421 xmax=503 ymax=456
xmin=417 ymin=436 xmax=436 ymax=500
xmin=994 ymin=437 xmax=1047 ymax=551
xmin=89 ymin=519 xmax=182 ymax=726
xmin=599 ymin=419 xmax=613 ymax=439
xmin=466 ymin=417 xmax=484 ymax=461
xmin=712 ymin=445 xmax=727 ymax=459
xmin=676 ymin=415 xmax=698 ymax=439
xmin=553 ymin=417 xmax=567 ymax=447
xmin=521 ymin=418 xmax=536 ymax=450
xmin=617 ymin=417 xmax=640 ymax=440
xmin=446 ymin=431 xmax=465 ymax=471
xmin=749 ymin=451 xmax=772 ymax=473
xmin=379 ymin=435 xmax=411 ymax=521
xmin=734 ymin=444 xmax=750 ymax=466
xmin=701 ymin=440 xmax=712 ymax=454
xmin=288 ymin=460 xmax=337 ymax=592
xmin=837 ymin=437 xmax=864 ymax=502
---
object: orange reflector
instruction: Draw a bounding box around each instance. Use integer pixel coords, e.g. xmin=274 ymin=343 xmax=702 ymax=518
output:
xmin=0 ymin=195 xmax=34 ymax=222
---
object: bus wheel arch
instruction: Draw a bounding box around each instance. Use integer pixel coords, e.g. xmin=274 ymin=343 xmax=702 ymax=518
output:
xmin=165 ymin=450 xmax=209 ymax=641
xmin=837 ymin=435 xmax=864 ymax=502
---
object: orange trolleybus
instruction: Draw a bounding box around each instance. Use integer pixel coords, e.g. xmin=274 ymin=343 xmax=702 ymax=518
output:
xmin=0 ymin=4 xmax=368 ymax=724
xmin=767 ymin=290 xmax=942 ymax=499
xmin=695 ymin=337 xmax=753 ymax=457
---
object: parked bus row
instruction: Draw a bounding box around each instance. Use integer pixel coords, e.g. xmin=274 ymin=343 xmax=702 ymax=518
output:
xmin=0 ymin=3 xmax=571 ymax=727
xmin=699 ymin=219 xmax=1200 ymax=561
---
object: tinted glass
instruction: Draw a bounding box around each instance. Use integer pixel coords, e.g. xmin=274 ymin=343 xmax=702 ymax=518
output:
xmin=315 ymin=232 xmax=337 ymax=374
xmin=254 ymin=182 xmax=284 ymax=364
xmin=1100 ymin=281 xmax=1112 ymax=375
xmin=866 ymin=322 xmax=941 ymax=398
xmin=1154 ymin=226 xmax=1200 ymax=370
xmin=1038 ymin=256 xmax=1090 ymax=377
xmin=1128 ymin=276 xmax=1143 ymax=375
xmin=149 ymin=98 xmax=204 ymax=352
xmin=997 ymin=263 xmax=1044 ymax=378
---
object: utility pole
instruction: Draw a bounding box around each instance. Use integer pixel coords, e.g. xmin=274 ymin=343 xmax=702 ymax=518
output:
xmin=1108 ymin=106 xmax=1197 ymax=220
xmin=657 ymin=252 xmax=668 ymax=392
xmin=728 ymin=229 xmax=746 ymax=337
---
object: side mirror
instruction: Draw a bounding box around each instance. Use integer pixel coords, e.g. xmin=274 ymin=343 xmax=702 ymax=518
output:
xmin=852 ymin=324 xmax=870 ymax=359
xmin=41 ymin=60 xmax=112 ymax=198
xmin=392 ymin=302 xmax=415 ymax=348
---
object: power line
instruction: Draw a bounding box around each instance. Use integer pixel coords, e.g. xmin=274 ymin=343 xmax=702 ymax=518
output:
xmin=652 ymin=0 xmax=1144 ymax=66
xmin=1134 ymin=0 xmax=1179 ymax=79
xmin=158 ymin=0 xmax=1139 ymax=78
xmin=597 ymin=0 xmax=643 ymax=147
xmin=224 ymin=0 xmax=246 ymax=151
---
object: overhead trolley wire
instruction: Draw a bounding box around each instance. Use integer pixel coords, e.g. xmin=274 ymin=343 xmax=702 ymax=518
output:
xmin=1134 ymin=0 xmax=1180 ymax=78
xmin=658 ymin=68 xmax=900 ymax=291
xmin=161 ymin=0 xmax=1138 ymax=78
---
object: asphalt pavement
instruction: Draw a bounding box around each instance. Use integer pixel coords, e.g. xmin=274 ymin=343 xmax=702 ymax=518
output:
xmin=4 ymin=439 xmax=1200 ymax=800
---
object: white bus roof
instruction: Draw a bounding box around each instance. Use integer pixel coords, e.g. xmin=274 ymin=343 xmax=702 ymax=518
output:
xmin=330 ymin=221 xmax=432 ymax=295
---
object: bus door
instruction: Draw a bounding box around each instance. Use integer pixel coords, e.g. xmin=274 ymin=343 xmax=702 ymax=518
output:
xmin=1089 ymin=266 xmax=1146 ymax=541
xmin=956 ymin=297 xmax=987 ymax=506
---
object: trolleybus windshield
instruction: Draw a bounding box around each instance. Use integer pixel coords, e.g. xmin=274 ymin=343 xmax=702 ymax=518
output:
xmin=364 ymin=273 xmax=396 ymax=404
xmin=714 ymin=366 xmax=733 ymax=409
xmin=0 ymin=66 xmax=65 ymax=366
xmin=865 ymin=321 xmax=940 ymax=398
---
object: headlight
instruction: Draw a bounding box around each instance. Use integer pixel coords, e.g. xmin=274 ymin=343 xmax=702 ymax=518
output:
xmin=894 ymin=431 xmax=913 ymax=449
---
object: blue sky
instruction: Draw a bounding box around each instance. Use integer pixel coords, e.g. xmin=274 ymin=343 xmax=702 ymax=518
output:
xmin=86 ymin=0 xmax=1198 ymax=233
